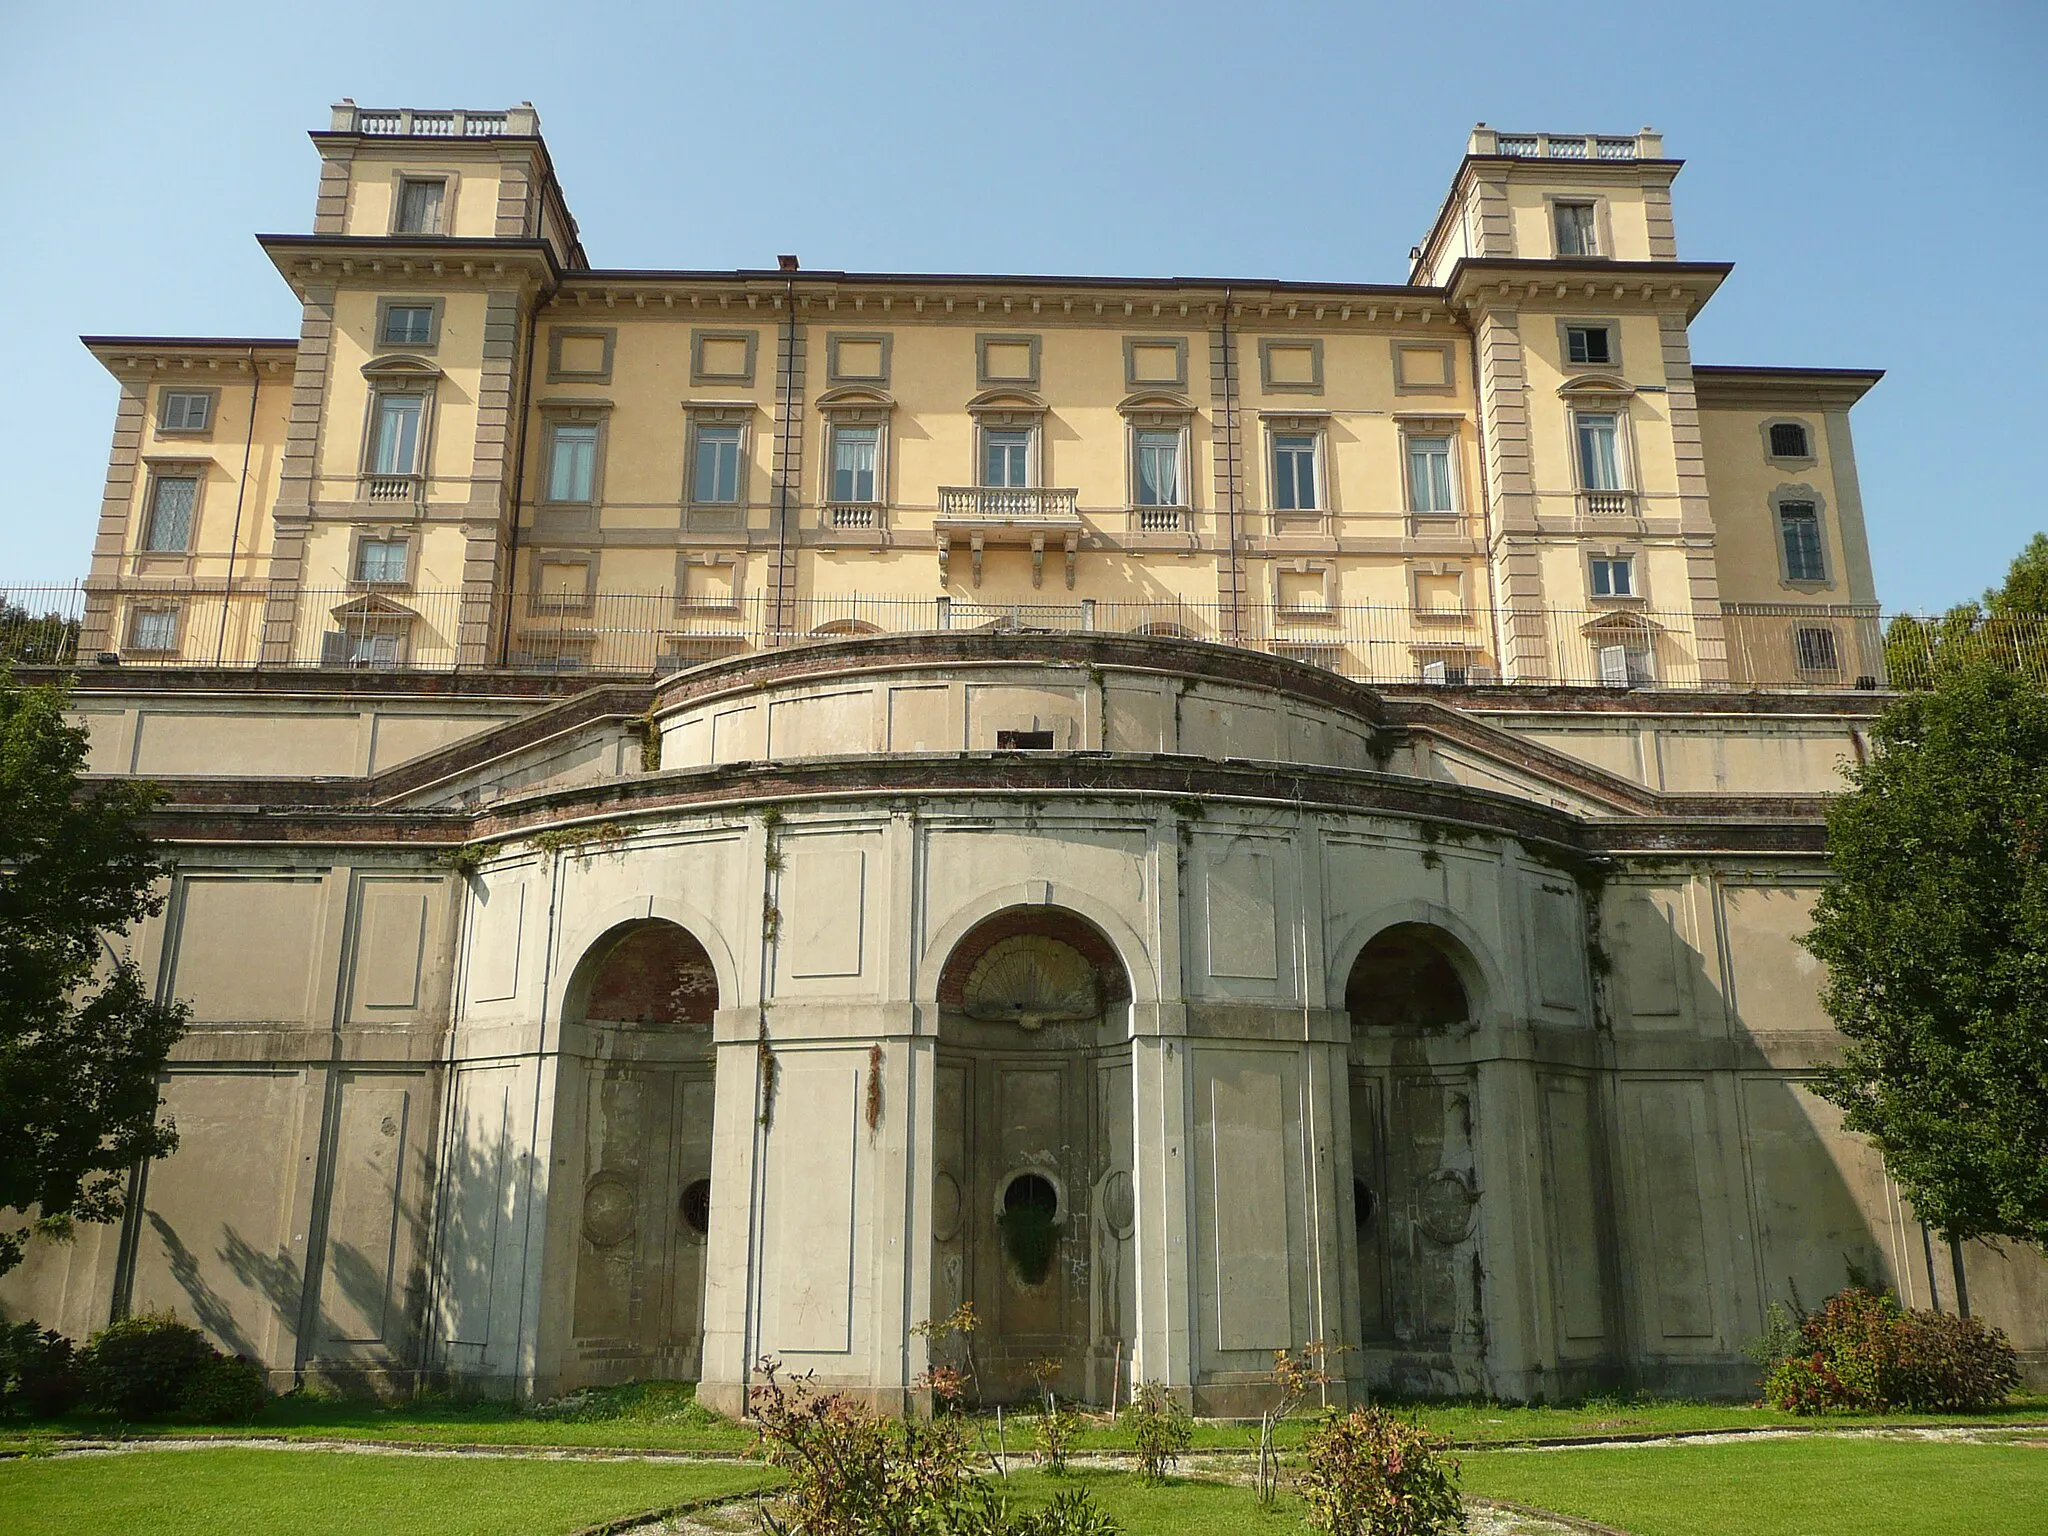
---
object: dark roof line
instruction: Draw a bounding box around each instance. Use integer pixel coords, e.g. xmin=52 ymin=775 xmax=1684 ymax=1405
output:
xmin=82 ymin=335 xmax=298 ymax=350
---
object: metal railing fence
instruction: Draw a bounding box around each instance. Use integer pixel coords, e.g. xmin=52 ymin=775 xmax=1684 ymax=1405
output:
xmin=10 ymin=581 xmax=2048 ymax=693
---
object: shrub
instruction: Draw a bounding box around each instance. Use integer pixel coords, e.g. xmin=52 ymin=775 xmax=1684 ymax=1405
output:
xmin=1298 ymin=1407 xmax=1465 ymax=1536
xmin=1118 ymin=1381 xmax=1191 ymax=1483
xmin=0 ymin=1320 xmax=83 ymax=1418
xmin=1754 ymin=1285 xmax=2021 ymax=1414
xmin=1029 ymin=1402 xmax=1082 ymax=1475
xmin=80 ymin=1311 xmax=218 ymax=1419
xmin=181 ymin=1353 xmax=269 ymax=1422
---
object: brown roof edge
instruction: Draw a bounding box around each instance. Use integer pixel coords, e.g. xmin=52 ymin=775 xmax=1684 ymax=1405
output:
xmin=81 ymin=335 xmax=299 ymax=351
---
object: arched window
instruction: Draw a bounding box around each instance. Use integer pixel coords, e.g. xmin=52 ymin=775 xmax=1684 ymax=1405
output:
xmin=1345 ymin=923 xmax=1472 ymax=1031
xmin=578 ymin=920 xmax=719 ymax=1026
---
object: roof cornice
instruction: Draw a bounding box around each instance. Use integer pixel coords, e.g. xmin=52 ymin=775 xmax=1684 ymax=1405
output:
xmin=1444 ymin=258 xmax=1733 ymax=320
xmin=1693 ymin=364 xmax=1884 ymax=409
xmin=255 ymin=234 xmax=563 ymax=295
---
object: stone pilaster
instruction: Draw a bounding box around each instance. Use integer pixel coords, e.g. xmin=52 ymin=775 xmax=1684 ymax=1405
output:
xmin=1474 ymin=308 xmax=1552 ymax=680
xmin=260 ymin=285 xmax=336 ymax=664
xmin=1658 ymin=313 xmax=1728 ymax=683
xmin=312 ymin=151 xmax=352 ymax=235
xmin=458 ymin=289 xmax=527 ymax=666
xmin=1207 ymin=319 xmax=1247 ymax=634
xmin=79 ymin=379 xmax=148 ymax=652
xmin=765 ymin=312 xmax=808 ymax=641
xmin=495 ymin=153 xmax=535 ymax=238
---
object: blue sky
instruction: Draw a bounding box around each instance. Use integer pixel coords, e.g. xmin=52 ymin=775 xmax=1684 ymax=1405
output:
xmin=2 ymin=0 xmax=2041 ymax=607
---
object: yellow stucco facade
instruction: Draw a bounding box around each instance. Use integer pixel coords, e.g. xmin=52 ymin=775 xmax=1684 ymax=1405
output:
xmin=77 ymin=106 xmax=1881 ymax=691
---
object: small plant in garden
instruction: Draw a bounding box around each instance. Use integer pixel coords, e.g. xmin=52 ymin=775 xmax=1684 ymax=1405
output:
xmin=1256 ymin=1340 xmax=1342 ymax=1507
xmin=79 ymin=1310 xmax=218 ymax=1419
xmin=1029 ymin=1400 xmax=1082 ymax=1476
xmin=1750 ymin=1284 xmax=2021 ymax=1413
xmin=1298 ymin=1407 xmax=1465 ymax=1536
xmin=1118 ymin=1380 xmax=1192 ymax=1483
xmin=912 ymin=1301 xmax=983 ymax=1408
xmin=0 ymin=1319 xmax=82 ymax=1418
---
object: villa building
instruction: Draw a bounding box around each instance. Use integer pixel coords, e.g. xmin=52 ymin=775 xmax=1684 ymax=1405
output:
xmin=6 ymin=103 xmax=2039 ymax=1410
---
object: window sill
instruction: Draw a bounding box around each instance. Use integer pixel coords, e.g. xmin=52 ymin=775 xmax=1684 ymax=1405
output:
xmin=1274 ymin=605 xmax=1339 ymax=624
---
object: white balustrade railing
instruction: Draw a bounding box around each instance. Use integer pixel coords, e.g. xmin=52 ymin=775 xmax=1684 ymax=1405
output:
xmin=936 ymin=487 xmax=1081 ymax=522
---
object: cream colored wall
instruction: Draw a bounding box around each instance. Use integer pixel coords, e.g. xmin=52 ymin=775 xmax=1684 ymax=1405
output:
xmin=319 ymin=289 xmax=493 ymax=499
xmin=1700 ymin=405 xmax=1862 ymax=606
xmin=1503 ymin=177 xmax=1655 ymax=260
xmin=339 ymin=151 xmax=504 ymax=239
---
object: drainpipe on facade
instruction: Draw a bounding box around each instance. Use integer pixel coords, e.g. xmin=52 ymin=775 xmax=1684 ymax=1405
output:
xmin=216 ymin=347 xmax=262 ymax=664
xmin=1467 ymin=323 xmax=1506 ymax=680
xmin=772 ymin=265 xmax=799 ymax=644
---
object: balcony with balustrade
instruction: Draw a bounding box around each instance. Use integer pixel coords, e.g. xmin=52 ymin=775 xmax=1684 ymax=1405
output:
xmin=934 ymin=487 xmax=1084 ymax=589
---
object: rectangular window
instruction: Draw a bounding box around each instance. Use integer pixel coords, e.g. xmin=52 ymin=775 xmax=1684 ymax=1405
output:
xmin=355 ymin=538 xmax=408 ymax=585
xmin=1407 ymin=435 xmax=1455 ymax=513
xmin=1272 ymin=433 xmax=1319 ymax=511
xmin=1598 ymin=643 xmax=1653 ymax=686
xmin=693 ymin=424 xmax=742 ymax=504
xmin=130 ymin=609 xmax=178 ymax=653
xmin=1590 ymin=556 xmax=1634 ymax=598
xmin=371 ymin=394 xmax=425 ymax=475
xmin=142 ymin=475 xmax=197 ymax=552
xmin=1795 ymin=625 xmax=1842 ymax=674
xmin=1134 ymin=429 xmax=1181 ymax=506
xmin=1554 ymin=201 xmax=1598 ymax=257
xmin=1780 ymin=501 xmax=1825 ymax=581
xmin=394 ymin=178 xmax=445 ymax=235
xmin=983 ymin=429 xmax=1031 ymax=488
xmin=345 ymin=630 xmax=401 ymax=667
xmin=546 ymin=422 xmax=598 ymax=503
xmin=1770 ymin=421 xmax=1811 ymax=458
xmin=383 ymin=305 xmax=436 ymax=347
xmin=1575 ymin=413 xmax=1621 ymax=490
xmin=1565 ymin=326 xmax=1612 ymax=366
xmin=159 ymin=391 xmax=212 ymax=432
xmin=830 ymin=425 xmax=879 ymax=503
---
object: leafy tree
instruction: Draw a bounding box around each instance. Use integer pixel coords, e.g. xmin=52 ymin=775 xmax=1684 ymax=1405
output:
xmin=0 ymin=598 xmax=80 ymax=667
xmin=0 ymin=669 xmax=187 ymax=1274
xmin=1801 ymin=660 xmax=2048 ymax=1248
xmin=1885 ymin=534 xmax=2048 ymax=688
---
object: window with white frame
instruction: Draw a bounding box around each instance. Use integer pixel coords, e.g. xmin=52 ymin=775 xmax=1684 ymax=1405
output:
xmin=1574 ymin=412 xmax=1623 ymax=490
xmin=355 ymin=537 xmax=409 ymax=585
xmin=692 ymin=423 xmax=743 ymax=504
xmin=1565 ymin=325 xmax=1613 ymax=366
xmin=344 ymin=629 xmax=402 ymax=667
xmin=394 ymin=177 xmax=446 ymax=235
xmin=1406 ymin=435 xmax=1455 ymax=514
xmin=546 ymin=421 xmax=599 ymax=503
xmin=158 ymin=390 xmax=213 ymax=433
xmin=1597 ymin=642 xmax=1654 ymax=686
xmin=1272 ymin=432 xmax=1319 ymax=511
xmin=1554 ymin=201 xmax=1598 ymax=257
xmin=1589 ymin=555 xmax=1634 ymax=598
xmin=1779 ymin=500 xmax=1826 ymax=582
xmin=1133 ymin=429 xmax=1182 ymax=506
xmin=142 ymin=474 xmax=198 ymax=552
xmin=370 ymin=393 xmax=427 ymax=476
xmin=830 ymin=424 xmax=880 ymax=503
xmin=129 ymin=607 xmax=178 ymax=653
xmin=983 ymin=428 xmax=1032 ymax=488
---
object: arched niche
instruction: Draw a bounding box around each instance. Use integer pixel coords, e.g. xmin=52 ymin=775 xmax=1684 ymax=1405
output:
xmin=1342 ymin=920 xmax=1486 ymax=1370
xmin=928 ymin=905 xmax=1134 ymax=1407
xmin=557 ymin=917 xmax=721 ymax=1386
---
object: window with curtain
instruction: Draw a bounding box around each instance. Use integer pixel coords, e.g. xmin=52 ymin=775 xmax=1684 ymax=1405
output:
xmin=371 ymin=394 xmax=425 ymax=475
xmin=1272 ymin=433 xmax=1318 ymax=510
xmin=547 ymin=422 xmax=598 ymax=502
xmin=983 ymin=428 xmax=1032 ymax=487
xmin=693 ymin=424 xmax=742 ymax=503
xmin=395 ymin=178 xmax=445 ymax=235
xmin=130 ymin=609 xmax=178 ymax=652
xmin=1575 ymin=413 xmax=1621 ymax=490
xmin=1554 ymin=201 xmax=1598 ymax=256
xmin=1779 ymin=501 xmax=1825 ymax=581
xmin=1134 ymin=429 xmax=1181 ymax=506
xmin=831 ymin=425 xmax=879 ymax=502
xmin=142 ymin=476 xmax=197 ymax=552
xmin=355 ymin=538 xmax=408 ymax=585
xmin=1407 ymin=435 xmax=1454 ymax=513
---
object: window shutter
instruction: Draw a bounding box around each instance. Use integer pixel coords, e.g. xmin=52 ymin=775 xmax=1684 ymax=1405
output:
xmin=1421 ymin=659 xmax=1448 ymax=684
xmin=1598 ymin=645 xmax=1631 ymax=685
xmin=320 ymin=630 xmax=349 ymax=668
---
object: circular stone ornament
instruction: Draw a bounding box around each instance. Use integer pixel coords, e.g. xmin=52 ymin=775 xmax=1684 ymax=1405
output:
xmin=932 ymin=1170 xmax=964 ymax=1242
xmin=582 ymin=1171 xmax=637 ymax=1248
xmin=1414 ymin=1169 xmax=1478 ymax=1246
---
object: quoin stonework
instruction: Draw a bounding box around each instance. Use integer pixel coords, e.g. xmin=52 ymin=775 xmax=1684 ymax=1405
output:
xmin=7 ymin=103 xmax=2042 ymax=1411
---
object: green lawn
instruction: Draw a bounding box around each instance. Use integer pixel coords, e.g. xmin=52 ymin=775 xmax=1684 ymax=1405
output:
xmin=0 ymin=1447 xmax=775 ymax=1536
xmin=1460 ymin=1436 xmax=2048 ymax=1536
xmin=15 ymin=1385 xmax=2037 ymax=1455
